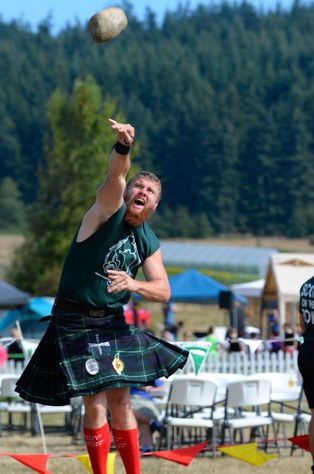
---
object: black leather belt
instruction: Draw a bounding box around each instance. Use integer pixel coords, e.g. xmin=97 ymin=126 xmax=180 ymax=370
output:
xmin=54 ymin=296 xmax=121 ymax=317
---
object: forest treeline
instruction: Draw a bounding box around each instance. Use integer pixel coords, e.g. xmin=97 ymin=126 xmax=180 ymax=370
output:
xmin=1 ymin=1 xmax=314 ymax=238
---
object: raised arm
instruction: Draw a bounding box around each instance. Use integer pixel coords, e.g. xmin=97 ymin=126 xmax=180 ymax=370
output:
xmin=77 ymin=119 xmax=135 ymax=241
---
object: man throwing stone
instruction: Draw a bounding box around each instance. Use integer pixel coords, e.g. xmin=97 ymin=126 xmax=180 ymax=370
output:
xmin=16 ymin=119 xmax=189 ymax=474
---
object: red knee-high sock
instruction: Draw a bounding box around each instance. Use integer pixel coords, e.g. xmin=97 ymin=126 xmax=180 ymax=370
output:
xmin=112 ymin=427 xmax=140 ymax=474
xmin=84 ymin=423 xmax=111 ymax=474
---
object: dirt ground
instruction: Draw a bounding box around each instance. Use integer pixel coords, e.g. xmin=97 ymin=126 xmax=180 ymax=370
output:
xmin=0 ymin=431 xmax=312 ymax=474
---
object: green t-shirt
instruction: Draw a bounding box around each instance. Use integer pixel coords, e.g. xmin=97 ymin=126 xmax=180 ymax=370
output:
xmin=57 ymin=203 xmax=160 ymax=308
xmin=205 ymin=334 xmax=219 ymax=355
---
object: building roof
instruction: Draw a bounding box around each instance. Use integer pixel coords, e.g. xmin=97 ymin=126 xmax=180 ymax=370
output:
xmin=263 ymin=253 xmax=314 ymax=302
xmin=262 ymin=253 xmax=314 ymax=328
xmin=160 ymin=242 xmax=277 ymax=277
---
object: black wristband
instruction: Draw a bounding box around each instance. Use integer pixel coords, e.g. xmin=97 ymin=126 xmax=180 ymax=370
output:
xmin=114 ymin=141 xmax=131 ymax=155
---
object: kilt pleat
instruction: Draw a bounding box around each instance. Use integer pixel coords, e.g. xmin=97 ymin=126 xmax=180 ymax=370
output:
xmin=15 ymin=309 xmax=189 ymax=406
xmin=15 ymin=323 xmax=73 ymax=405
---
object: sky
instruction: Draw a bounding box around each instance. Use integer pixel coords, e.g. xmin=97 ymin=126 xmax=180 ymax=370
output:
xmin=0 ymin=0 xmax=312 ymax=33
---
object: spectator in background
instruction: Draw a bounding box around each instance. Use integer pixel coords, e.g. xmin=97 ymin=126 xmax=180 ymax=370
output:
xmin=205 ymin=326 xmax=220 ymax=358
xmin=267 ymin=310 xmax=280 ymax=338
xmin=164 ymin=320 xmax=184 ymax=341
xmin=130 ymin=301 xmax=140 ymax=328
xmin=244 ymin=331 xmax=264 ymax=354
xmin=282 ymin=322 xmax=296 ymax=353
xmin=160 ymin=328 xmax=175 ymax=342
xmin=224 ymin=327 xmax=244 ymax=353
xmin=0 ymin=341 xmax=8 ymax=367
xmin=131 ymin=380 xmax=165 ymax=452
xmin=182 ymin=331 xmax=193 ymax=341
xmin=7 ymin=328 xmax=25 ymax=366
xmin=162 ymin=301 xmax=177 ymax=326
xmin=267 ymin=328 xmax=282 ymax=353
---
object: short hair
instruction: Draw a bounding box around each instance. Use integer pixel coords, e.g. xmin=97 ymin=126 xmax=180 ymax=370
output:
xmin=126 ymin=171 xmax=162 ymax=201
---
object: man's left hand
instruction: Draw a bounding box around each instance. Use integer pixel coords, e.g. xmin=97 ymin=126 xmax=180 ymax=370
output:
xmin=108 ymin=118 xmax=135 ymax=146
xmin=107 ymin=269 xmax=137 ymax=293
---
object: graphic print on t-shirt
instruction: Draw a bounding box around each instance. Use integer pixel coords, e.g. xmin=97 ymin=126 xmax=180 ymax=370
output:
xmin=95 ymin=235 xmax=142 ymax=283
xmin=300 ymin=279 xmax=314 ymax=326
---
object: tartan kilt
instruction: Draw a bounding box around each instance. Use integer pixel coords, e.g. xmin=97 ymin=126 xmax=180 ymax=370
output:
xmin=15 ymin=309 xmax=189 ymax=406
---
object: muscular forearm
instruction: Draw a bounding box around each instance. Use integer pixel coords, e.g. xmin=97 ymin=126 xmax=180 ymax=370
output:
xmin=95 ymin=146 xmax=130 ymax=211
xmin=77 ymin=119 xmax=135 ymax=238
xmin=107 ymin=269 xmax=170 ymax=303
xmin=107 ymin=145 xmax=131 ymax=179
xmin=132 ymin=279 xmax=170 ymax=304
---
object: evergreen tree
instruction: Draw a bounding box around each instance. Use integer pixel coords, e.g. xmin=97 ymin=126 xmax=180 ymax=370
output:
xmin=2 ymin=3 xmax=314 ymax=238
xmin=7 ymin=76 xmax=129 ymax=294
xmin=0 ymin=177 xmax=25 ymax=231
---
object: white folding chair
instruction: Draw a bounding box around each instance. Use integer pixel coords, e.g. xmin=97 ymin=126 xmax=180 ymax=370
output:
xmin=0 ymin=374 xmax=31 ymax=435
xmin=290 ymin=385 xmax=311 ymax=456
xmin=163 ymin=376 xmax=219 ymax=457
xmin=0 ymin=376 xmax=45 ymax=452
xmin=248 ymin=372 xmax=302 ymax=447
xmin=0 ymin=374 xmax=74 ymax=453
xmin=247 ymin=372 xmax=300 ymax=398
xmin=70 ymin=397 xmax=85 ymax=445
xmin=220 ymin=378 xmax=280 ymax=454
xmin=35 ymin=404 xmax=73 ymax=432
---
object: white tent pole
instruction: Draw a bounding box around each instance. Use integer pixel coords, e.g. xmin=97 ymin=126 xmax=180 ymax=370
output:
xmin=15 ymin=319 xmax=24 ymax=341
xmin=15 ymin=319 xmax=30 ymax=362
xmin=34 ymin=404 xmax=47 ymax=454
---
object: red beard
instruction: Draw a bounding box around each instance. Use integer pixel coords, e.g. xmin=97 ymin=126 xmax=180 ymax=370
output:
xmin=123 ymin=205 xmax=153 ymax=227
xmin=123 ymin=208 xmax=144 ymax=227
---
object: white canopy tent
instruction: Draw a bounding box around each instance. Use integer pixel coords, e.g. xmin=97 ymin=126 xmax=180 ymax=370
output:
xmin=262 ymin=253 xmax=314 ymax=329
xmin=230 ymin=279 xmax=265 ymax=298
xmin=230 ymin=279 xmax=265 ymax=329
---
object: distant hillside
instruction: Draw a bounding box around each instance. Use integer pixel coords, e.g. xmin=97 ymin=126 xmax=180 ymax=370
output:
xmin=2 ymin=3 xmax=314 ymax=238
xmin=199 ymin=236 xmax=314 ymax=253
xmin=1 ymin=234 xmax=313 ymax=281
xmin=0 ymin=234 xmax=24 ymax=279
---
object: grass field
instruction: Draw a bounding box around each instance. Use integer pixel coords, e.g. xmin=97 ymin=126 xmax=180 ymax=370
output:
xmin=0 ymin=430 xmax=312 ymax=473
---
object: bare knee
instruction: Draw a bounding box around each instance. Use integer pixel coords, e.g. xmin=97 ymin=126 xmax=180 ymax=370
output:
xmin=107 ymin=388 xmax=133 ymax=416
xmin=106 ymin=388 xmax=136 ymax=429
xmin=83 ymin=392 xmax=107 ymax=429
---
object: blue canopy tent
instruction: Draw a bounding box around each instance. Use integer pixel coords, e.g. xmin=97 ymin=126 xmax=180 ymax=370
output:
xmin=167 ymin=269 xmax=247 ymax=336
xmin=168 ymin=269 xmax=247 ymax=304
xmin=0 ymin=296 xmax=54 ymax=339
xmin=0 ymin=280 xmax=29 ymax=308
